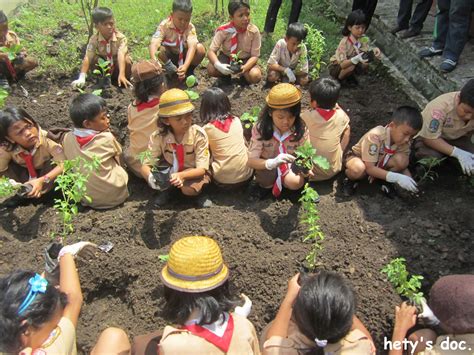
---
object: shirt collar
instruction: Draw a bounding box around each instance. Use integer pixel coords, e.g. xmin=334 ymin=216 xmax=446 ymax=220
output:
xmin=98 ymin=31 xmax=117 ymax=43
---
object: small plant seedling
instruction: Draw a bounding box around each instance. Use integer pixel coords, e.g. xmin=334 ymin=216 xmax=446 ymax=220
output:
xmin=304 ymin=24 xmax=326 ymax=79
xmin=158 ymin=254 xmax=169 ymax=262
xmin=229 ymin=51 xmax=243 ymax=73
xmin=184 ymin=75 xmax=199 ymax=101
xmin=91 ymin=89 xmax=103 ymax=96
xmin=0 ymin=177 xmax=20 ymax=198
xmin=381 ymin=257 xmax=424 ymax=306
xmin=0 ymin=44 xmax=23 ymax=61
xmin=93 ymin=58 xmax=111 ymax=78
xmin=417 ymin=157 xmax=446 ymax=184
xmin=292 ymin=141 xmax=330 ymax=175
xmin=137 ymin=150 xmax=171 ymax=191
xmin=0 ymin=87 xmax=9 ymax=108
xmin=240 ymin=106 xmax=261 ymax=129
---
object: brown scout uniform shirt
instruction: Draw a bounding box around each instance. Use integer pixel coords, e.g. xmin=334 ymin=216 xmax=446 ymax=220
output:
xmin=0 ymin=30 xmax=21 ymax=47
xmin=146 ymin=124 xmax=210 ymax=171
xmin=152 ymin=17 xmax=199 ymax=54
xmin=0 ymin=128 xmax=65 ymax=173
xmin=158 ymin=313 xmax=261 ymax=354
xmin=351 ymin=125 xmax=410 ymax=163
xmin=330 ymin=36 xmax=369 ymax=64
xmin=267 ymin=38 xmax=309 ymax=74
xmin=86 ymin=30 xmax=128 ymax=62
xmin=302 ymin=106 xmax=350 ymax=181
xmin=419 ymin=92 xmax=474 ymax=141
xmin=210 ymin=23 xmax=261 ymax=59
xmin=62 ymin=131 xmax=129 ymax=209
xmin=203 ymin=118 xmax=253 ymax=184
xmin=418 ymin=334 xmax=474 ymax=355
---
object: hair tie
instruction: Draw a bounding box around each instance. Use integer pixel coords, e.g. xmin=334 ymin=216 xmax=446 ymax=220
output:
xmin=315 ymin=337 xmax=328 ymax=348
xmin=18 ymin=274 xmax=48 ymax=315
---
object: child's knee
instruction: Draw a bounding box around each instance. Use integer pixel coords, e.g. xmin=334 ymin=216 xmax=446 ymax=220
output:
xmin=389 ymin=154 xmax=409 ymax=171
xmin=297 ymin=74 xmax=309 ymax=86
xmin=207 ymin=62 xmax=220 ymax=77
xmin=195 ymin=43 xmax=206 ymax=58
xmin=266 ymin=69 xmax=280 ymax=83
xmin=245 ymin=67 xmax=262 ymax=84
xmin=345 ymin=158 xmax=366 ymax=179
xmin=181 ymin=186 xmax=200 ymax=196
xmin=283 ymin=173 xmax=305 ymax=190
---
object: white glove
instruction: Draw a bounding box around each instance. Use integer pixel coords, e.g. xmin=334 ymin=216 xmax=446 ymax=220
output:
xmin=58 ymin=241 xmax=96 ymax=261
xmin=214 ymin=61 xmax=233 ymax=75
xmin=350 ymin=53 xmax=368 ymax=65
xmin=284 ymin=67 xmax=296 ymax=83
xmin=234 ymin=293 xmax=252 ymax=318
xmin=386 ymin=172 xmax=418 ymax=192
xmin=418 ymin=299 xmax=440 ymax=326
xmin=147 ymin=173 xmax=160 ymax=190
xmin=265 ymin=153 xmax=296 ymax=170
xmin=71 ymin=72 xmax=86 ymax=88
xmin=450 ymin=147 xmax=474 ymax=176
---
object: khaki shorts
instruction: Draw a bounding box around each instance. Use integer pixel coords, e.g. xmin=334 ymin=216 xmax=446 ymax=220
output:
xmin=255 ymin=168 xmax=291 ymax=188
xmin=328 ymin=62 xmax=366 ymax=79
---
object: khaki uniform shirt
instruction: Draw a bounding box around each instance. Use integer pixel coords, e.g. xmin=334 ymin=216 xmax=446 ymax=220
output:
xmin=158 ymin=313 xmax=261 ymax=354
xmin=147 ymin=124 xmax=210 ymax=171
xmin=0 ymin=128 xmax=65 ymax=173
xmin=62 ymin=131 xmax=129 ymax=209
xmin=152 ymin=17 xmax=198 ymax=54
xmin=330 ymin=36 xmax=369 ymax=64
xmin=419 ymin=334 xmax=474 ymax=355
xmin=419 ymin=92 xmax=474 ymax=141
xmin=267 ymin=38 xmax=309 ymax=74
xmin=302 ymin=106 xmax=350 ymax=181
xmin=351 ymin=125 xmax=410 ymax=163
xmin=86 ymin=30 xmax=128 ymax=62
xmin=210 ymin=23 xmax=261 ymax=59
xmin=0 ymin=30 xmax=21 ymax=47
xmin=203 ymin=118 xmax=253 ymax=184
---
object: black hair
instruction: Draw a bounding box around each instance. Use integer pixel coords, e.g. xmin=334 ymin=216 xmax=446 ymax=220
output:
xmin=0 ymin=11 xmax=7 ymax=24
xmin=256 ymin=103 xmax=305 ymax=142
xmin=69 ymin=94 xmax=107 ymax=128
xmin=91 ymin=7 xmax=114 ymax=24
xmin=342 ymin=9 xmax=367 ymax=36
xmin=0 ymin=270 xmax=68 ymax=353
xmin=286 ymin=22 xmax=307 ymax=42
xmin=200 ymin=87 xmax=232 ymax=124
xmin=293 ymin=271 xmax=355 ymax=355
xmin=228 ymin=0 xmax=250 ymax=16
xmin=162 ymin=281 xmax=237 ymax=326
xmin=133 ymin=74 xmax=166 ymax=105
xmin=172 ymin=0 xmax=193 ymax=13
xmin=392 ymin=105 xmax=422 ymax=131
xmin=0 ymin=107 xmax=38 ymax=150
xmin=309 ymin=78 xmax=341 ymax=109
xmin=459 ymin=79 xmax=474 ymax=108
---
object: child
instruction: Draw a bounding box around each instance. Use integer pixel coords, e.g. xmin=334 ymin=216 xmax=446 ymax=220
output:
xmin=124 ymin=60 xmax=166 ymax=177
xmin=262 ymin=271 xmax=375 ymax=354
xmin=140 ymin=88 xmax=211 ymax=207
xmin=247 ymin=83 xmax=309 ymax=199
xmin=0 ymin=11 xmax=38 ymax=90
xmin=328 ymin=9 xmax=381 ymax=83
xmin=71 ymin=7 xmax=132 ymax=89
xmin=267 ymin=22 xmax=309 ymax=86
xmin=156 ymin=235 xmax=260 ymax=353
xmin=0 ymin=241 xmax=131 ymax=354
xmin=414 ymin=79 xmax=474 ymax=176
xmin=149 ymin=0 xmax=206 ymax=81
xmin=301 ymin=78 xmax=350 ymax=181
xmin=0 ymin=107 xmax=64 ymax=205
xmin=201 ymin=87 xmax=253 ymax=187
xmin=207 ymin=0 xmax=262 ymax=85
xmin=62 ymin=94 xmax=129 ymax=209
xmin=343 ymin=106 xmax=422 ymax=196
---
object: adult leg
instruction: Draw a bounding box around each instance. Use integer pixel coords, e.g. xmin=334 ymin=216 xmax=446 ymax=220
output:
xmin=91 ymin=327 xmax=131 ymax=355
xmin=409 ymin=0 xmax=433 ymax=32
xmin=442 ymin=0 xmax=472 ymax=61
xmin=432 ymin=0 xmax=450 ymax=50
xmin=288 ymin=0 xmax=302 ymax=25
xmin=364 ymin=0 xmax=379 ymax=28
xmin=396 ymin=0 xmax=414 ymax=30
xmin=264 ymin=0 xmax=283 ymax=33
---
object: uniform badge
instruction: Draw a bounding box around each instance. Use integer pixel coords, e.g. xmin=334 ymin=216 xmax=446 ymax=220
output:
xmin=368 ymin=143 xmax=378 ymax=156
xmin=428 ymin=119 xmax=440 ymax=133
xmin=204 ymin=148 xmax=209 ymax=157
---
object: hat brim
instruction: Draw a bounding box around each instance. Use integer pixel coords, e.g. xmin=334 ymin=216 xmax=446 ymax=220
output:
xmin=160 ymin=264 xmax=229 ymax=293
xmin=159 ymin=102 xmax=195 ymax=118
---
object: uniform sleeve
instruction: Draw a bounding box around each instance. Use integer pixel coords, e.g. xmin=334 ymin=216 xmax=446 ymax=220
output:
xmin=248 ymin=125 xmax=264 ymax=159
xmin=419 ymin=106 xmax=446 ymax=139
xmin=267 ymin=41 xmax=281 ymax=65
xmin=85 ymin=34 xmax=98 ymax=62
xmin=152 ymin=20 xmax=166 ymax=48
xmin=209 ymin=30 xmax=224 ymax=53
xmin=335 ymin=37 xmax=349 ymax=63
xmin=360 ymin=132 xmax=381 ymax=163
xmin=262 ymin=336 xmax=299 ymax=355
xmin=250 ymin=29 xmax=261 ymax=58
xmin=193 ymin=128 xmax=210 ymax=170
xmin=147 ymin=132 xmax=163 ymax=166
xmin=0 ymin=148 xmax=12 ymax=173
xmin=45 ymin=138 xmax=66 ymax=162
xmin=117 ymin=35 xmax=128 ymax=55
xmin=295 ymin=43 xmax=309 ymax=74
xmin=186 ymin=23 xmax=199 ymax=47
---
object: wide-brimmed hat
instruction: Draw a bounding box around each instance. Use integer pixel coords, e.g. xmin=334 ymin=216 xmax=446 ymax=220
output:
xmin=266 ymin=83 xmax=302 ymax=109
xmin=160 ymin=236 xmax=229 ymax=293
xmin=158 ymin=88 xmax=195 ymax=117
xmin=132 ymin=60 xmax=162 ymax=82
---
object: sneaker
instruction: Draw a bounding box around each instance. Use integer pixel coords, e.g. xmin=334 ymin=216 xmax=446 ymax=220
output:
xmin=196 ymin=194 xmax=213 ymax=208
xmin=342 ymin=178 xmax=358 ymax=197
xmin=390 ymin=25 xmax=407 ymax=35
xmin=154 ymin=189 xmax=172 ymax=208
xmin=419 ymin=47 xmax=443 ymax=58
xmin=381 ymin=183 xmax=397 ymax=199
xmin=439 ymin=59 xmax=457 ymax=73
xmin=399 ymin=28 xmax=421 ymax=39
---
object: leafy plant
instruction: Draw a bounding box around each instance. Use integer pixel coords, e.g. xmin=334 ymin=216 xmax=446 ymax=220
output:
xmin=137 ymin=150 xmax=155 ymax=167
xmin=417 ymin=157 xmax=446 ymax=184
xmin=75 ymin=87 xmax=103 ymax=97
xmin=184 ymin=75 xmax=199 ymax=101
xmin=230 ymin=51 xmax=243 ymax=65
xmin=93 ymin=58 xmax=111 ymax=78
xmin=304 ymin=24 xmax=326 ymax=79
xmin=381 ymin=258 xmax=424 ymax=306
xmin=0 ymin=177 xmax=20 ymax=198
xmin=158 ymin=254 xmax=169 ymax=262
xmin=240 ymin=106 xmax=261 ymax=129
xmin=0 ymin=44 xmax=23 ymax=61
xmin=294 ymin=141 xmax=330 ymax=171
xmin=0 ymin=87 xmax=9 ymax=108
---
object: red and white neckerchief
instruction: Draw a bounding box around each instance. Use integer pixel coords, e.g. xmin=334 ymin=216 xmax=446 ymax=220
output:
xmin=99 ymin=32 xmax=115 ymax=71
xmin=210 ymin=115 xmax=234 ymax=133
xmin=162 ymin=17 xmax=185 ymax=66
xmin=182 ymin=313 xmax=234 ymax=352
xmin=72 ymin=128 xmax=99 ymax=148
xmin=368 ymin=126 xmax=396 ymax=183
xmin=216 ymin=22 xmax=246 ymax=56
xmin=18 ymin=147 xmax=38 ymax=179
xmin=4 ymin=58 xmax=17 ymax=80
xmin=170 ymin=143 xmax=185 ymax=173
xmin=315 ymin=108 xmax=336 ymax=121
xmin=347 ymin=35 xmax=361 ymax=55
xmin=136 ymin=97 xmax=160 ymax=112
xmin=272 ymin=130 xmax=293 ymax=197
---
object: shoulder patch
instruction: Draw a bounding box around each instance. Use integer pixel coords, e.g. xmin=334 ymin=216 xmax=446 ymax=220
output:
xmin=247 ymin=24 xmax=259 ymax=33
xmin=428 ymin=118 xmax=440 ymax=133
xmin=368 ymin=143 xmax=378 ymax=156
xmin=431 ymin=109 xmax=445 ymax=121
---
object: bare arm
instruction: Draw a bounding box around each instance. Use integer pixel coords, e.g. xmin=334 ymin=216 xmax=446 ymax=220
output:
xmin=60 ymin=254 xmax=83 ymax=327
xmin=177 ymin=42 xmax=197 ymax=79
xmin=340 ymin=126 xmax=351 ymax=152
xmin=268 ymin=63 xmax=285 ymax=73
xmin=207 ymin=48 xmax=219 ymax=65
xmin=352 ymin=315 xmax=375 ymax=350
xmin=27 ymin=163 xmax=64 ymax=198
xmin=149 ymin=38 xmax=161 ymax=61
xmin=389 ymin=303 xmax=417 ymax=355
xmin=247 ymin=157 xmax=268 ymax=171
xmin=140 ymin=164 xmax=152 ymax=180
xmin=421 ymin=137 xmax=454 ymax=156
xmin=79 ymin=55 xmax=91 ymax=75
xmin=365 ymin=161 xmax=389 ymax=181
xmin=117 ymin=51 xmax=131 ymax=88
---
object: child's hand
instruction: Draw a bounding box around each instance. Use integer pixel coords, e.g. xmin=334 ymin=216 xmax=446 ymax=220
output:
xmin=374 ymin=47 xmax=382 ymax=59
xmin=27 ymin=178 xmax=44 ymax=198
xmin=118 ymin=74 xmax=132 ymax=88
xmin=170 ymin=172 xmax=184 ymax=188
xmin=394 ymin=302 xmax=417 ymax=334
xmin=177 ymin=65 xmax=187 ymax=80
xmin=284 ymin=273 xmax=301 ymax=305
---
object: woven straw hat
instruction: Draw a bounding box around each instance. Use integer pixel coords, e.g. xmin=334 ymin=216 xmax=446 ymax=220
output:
xmin=266 ymin=83 xmax=302 ymax=109
xmin=132 ymin=60 xmax=162 ymax=82
xmin=159 ymin=89 xmax=195 ymax=117
xmin=160 ymin=236 xmax=229 ymax=293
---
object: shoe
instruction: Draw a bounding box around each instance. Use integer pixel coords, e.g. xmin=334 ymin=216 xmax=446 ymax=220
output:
xmin=154 ymin=189 xmax=172 ymax=208
xmin=419 ymin=47 xmax=443 ymax=58
xmin=381 ymin=183 xmax=397 ymax=199
xmin=399 ymin=28 xmax=421 ymax=39
xmin=0 ymin=77 xmax=11 ymax=91
xmin=439 ymin=59 xmax=457 ymax=73
xmin=390 ymin=25 xmax=407 ymax=35
xmin=342 ymin=178 xmax=358 ymax=197
xmin=196 ymin=194 xmax=213 ymax=208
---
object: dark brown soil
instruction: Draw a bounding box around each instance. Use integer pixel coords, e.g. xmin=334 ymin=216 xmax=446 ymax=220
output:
xmin=1 ymin=66 xmax=473 ymax=354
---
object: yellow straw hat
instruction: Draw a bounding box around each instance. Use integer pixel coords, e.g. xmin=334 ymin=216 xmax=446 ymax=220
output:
xmin=159 ymin=88 xmax=195 ymax=117
xmin=265 ymin=83 xmax=302 ymax=109
xmin=160 ymin=236 xmax=229 ymax=293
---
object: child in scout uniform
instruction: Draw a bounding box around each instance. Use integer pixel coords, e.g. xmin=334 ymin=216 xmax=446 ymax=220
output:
xmin=149 ymin=0 xmax=206 ymax=81
xmin=267 ymin=22 xmax=309 ymax=86
xmin=62 ymin=94 xmax=129 ymax=209
xmin=343 ymin=106 xmax=422 ymax=196
xmin=0 ymin=107 xmax=64 ymax=205
xmin=301 ymin=78 xmax=350 ymax=181
xmin=247 ymin=83 xmax=309 ymax=199
xmin=0 ymin=11 xmax=38 ymax=90
xmin=201 ymin=87 xmax=253 ymax=187
xmin=328 ymin=9 xmax=381 ymax=84
xmin=207 ymin=0 xmax=262 ymax=85
xmin=124 ymin=60 xmax=166 ymax=177
xmin=262 ymin=271 xmax=375 ymax=354
xmin=71 ymin=7 xmax=132 ymax=89
xmin=414 ymin=79 xmax=474 ymax=176
xmin=140 ymin=88 xmax=211 ymax=208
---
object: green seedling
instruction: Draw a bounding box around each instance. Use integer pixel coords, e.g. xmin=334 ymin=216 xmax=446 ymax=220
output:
xmin=184 ymin=75 xmax=199 ymax=101
xmin=158 ymin=254 xmax=170 ymax=262
xmin=0 ymin=87 xmax=9 ymax=108
xmin=0 ymin=176 xmax=20 ymax=198
xmin=75 ymin=87 xmax=103 ymax=97
xmin=381 ymin=257 xmax=424 ymax=306
xmin=0 ymin=44 xmax=23 ymax=61
xmin=240 ymin=106 xmax=261 ymax=129
xmin=304 ymin=24 xmax=326 ymax=79
xmin=230 ymin=51 xmax=243 ymax=65
xmin=417 ymin=157 xmax=446 ymax=184
xmin=293 ymin=141 xmax=330 ymax=172
xmin=93 ymin=58 xmax=111 ymax=78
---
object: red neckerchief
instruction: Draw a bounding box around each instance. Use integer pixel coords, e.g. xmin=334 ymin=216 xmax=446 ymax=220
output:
xmin=18 ymin=151 xmax=38 ymax=178
xmin=4 ymin=58 xmax=17 ymax=80
xmin=368 ymin=126 xmax=397 ymax=183
xmin=272 ymin=131 xmax=293 ymax=197
xmin=210 ymin=115 xmax=233 ymax=133
xmin=162 ymin=17 xmax=185 ymax=66
xmin=315 ymin=108 xmax=336 ymax=121
xmin=171 ymin=143 xmax=185 ymax=172
xmin=99 ymin=32 xmax=115 ymax=71
xmin=216 ymin=22 xmax=246 ymax=56
xmin=182 ymin=314 xmax=234 ymax=352
xmin=75 ymin=135 xmax=96 ymax=148
xmin=136 ymin=98 xmax=160 ymax=112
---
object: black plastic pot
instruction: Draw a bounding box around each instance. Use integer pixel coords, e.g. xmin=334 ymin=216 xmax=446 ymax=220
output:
xmin=152 ymin=165 xmax=172 ymax=191
xmin=44 ymin=242 xmax=63 ymax=273
xmin=291 ymin=160 xmax=310 ymax=175
xmin=362 ymin=50 xmax=375 ymax=63
xmin=229 ymin=62 xmax=242 ymax=74
xmin=96 ymin=76 xmax=111 ymax=89
xmin=16 ymin=183 xmax=33 ymax=197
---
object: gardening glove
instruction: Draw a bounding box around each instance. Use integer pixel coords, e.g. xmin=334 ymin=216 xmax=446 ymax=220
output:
xmin=214 ymin=61 xmax=233 ymax=76
xmin=58 ymin=241 xmax=97 ymax=261
xmin=265 ymin=153 xmax=295 ymax=170
xmin=284 ymin=67 xmax=296 ymax=83
xmin=147 ymin=173 xmax=160 ymax=190
xmin=450 ymin=147 xmax=474 ymax=176
xmin=234 ymin=293 xmax=252 ymax=318
xmin=163 ymin=60 xmax=178 ymax=74
xmin=386 ymin=172 xmax=418 ymax=193
xmin=418 ymin=299 xmax=440 ymax=326
xmin=350 ymin=53 xmax=368 ymax=65
xmin=71 ymin=73 xmax=86 ymax=88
